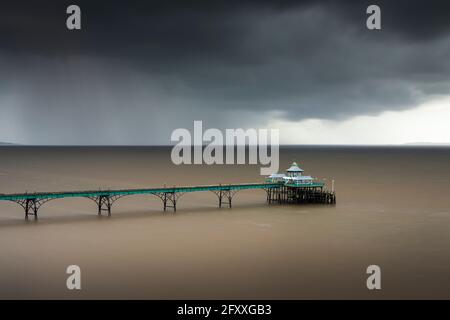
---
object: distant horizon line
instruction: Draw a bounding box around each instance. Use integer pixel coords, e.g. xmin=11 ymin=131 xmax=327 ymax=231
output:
xmin=1 ymin=143 xmax=450 ymax=147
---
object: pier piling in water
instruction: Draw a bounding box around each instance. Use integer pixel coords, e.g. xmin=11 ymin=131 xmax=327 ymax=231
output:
xmin=267 ymin=185 xmax=336 ymax=205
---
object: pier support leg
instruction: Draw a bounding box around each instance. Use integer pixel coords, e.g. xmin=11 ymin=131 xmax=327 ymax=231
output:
xmin=11 ymin=198 xmax=49 ymax=220
xmin=220 ymin=190 xmax=232 ymax=208
xmin=162 ymin=192 xmax=179 ymax=212
xmin=24 ymin=198 xmax=39 ymax=220
xmin=277 ymin=187 xmax=336 ymax=205
xmin=162 ymin=193 xmax=167 ymax=211
xmin=97 ymin=195 xmax=112 ymax=216
xmin=87 ymin=195 xmax=124 ymax=216
xmin=212 ymin=189 xmax=235 ymax=209
xmin=266 ymin=187 xmax=280 ymax=205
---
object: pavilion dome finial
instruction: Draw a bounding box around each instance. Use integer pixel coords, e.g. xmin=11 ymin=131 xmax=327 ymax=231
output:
xmin=286 ymin=161 xmax=304 ymax=173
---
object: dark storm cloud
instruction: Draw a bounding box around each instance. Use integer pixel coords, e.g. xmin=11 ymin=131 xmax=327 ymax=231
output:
xmin=0 ymin=0 xmax=449 ymax=144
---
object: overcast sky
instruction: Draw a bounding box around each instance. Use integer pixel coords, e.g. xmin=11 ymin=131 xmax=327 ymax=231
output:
xmin=0 ymin=0 xmax=449 ymax=145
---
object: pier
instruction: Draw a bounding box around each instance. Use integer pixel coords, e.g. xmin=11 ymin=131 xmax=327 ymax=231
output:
xmin=0 ymin=182 xmax=335 ymax=220
xmin=0 ymin=162 xmax=336 ymax=220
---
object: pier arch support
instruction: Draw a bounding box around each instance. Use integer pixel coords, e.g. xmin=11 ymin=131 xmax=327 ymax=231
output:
xmin=211 ymin=188 xmax=240 ymax=208
xmin=86 ymin=194 xmax=127 ymax=216
xmin=9 ymin=197 xmax=54 ymax=220
xmin=153 ymin=192 xmax=185 ymax=212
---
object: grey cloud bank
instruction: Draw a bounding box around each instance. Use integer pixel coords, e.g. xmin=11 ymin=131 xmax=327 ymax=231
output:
xmin=0 ymin=0 xmax=449 ymax=144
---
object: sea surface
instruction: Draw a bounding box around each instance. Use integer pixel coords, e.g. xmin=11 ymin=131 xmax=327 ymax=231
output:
xmin=0 ymin=146 xmax=449 ymax=299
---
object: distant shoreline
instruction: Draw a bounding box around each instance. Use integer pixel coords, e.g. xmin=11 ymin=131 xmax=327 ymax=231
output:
xmin=0 ymin=144 xmax=449 ymax=148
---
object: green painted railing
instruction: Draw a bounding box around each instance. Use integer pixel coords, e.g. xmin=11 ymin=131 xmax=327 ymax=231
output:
xmin=285 ymin=182 xmax=325 ymax=188
xmin=0 ymin=183 xmax=282 ymax=201
xmin=265 ymin=179 xmax=325 ymax=188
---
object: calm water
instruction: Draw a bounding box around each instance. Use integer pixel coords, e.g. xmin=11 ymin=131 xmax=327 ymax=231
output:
xmin=0 ymin=146 xmax=449 ymax=299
